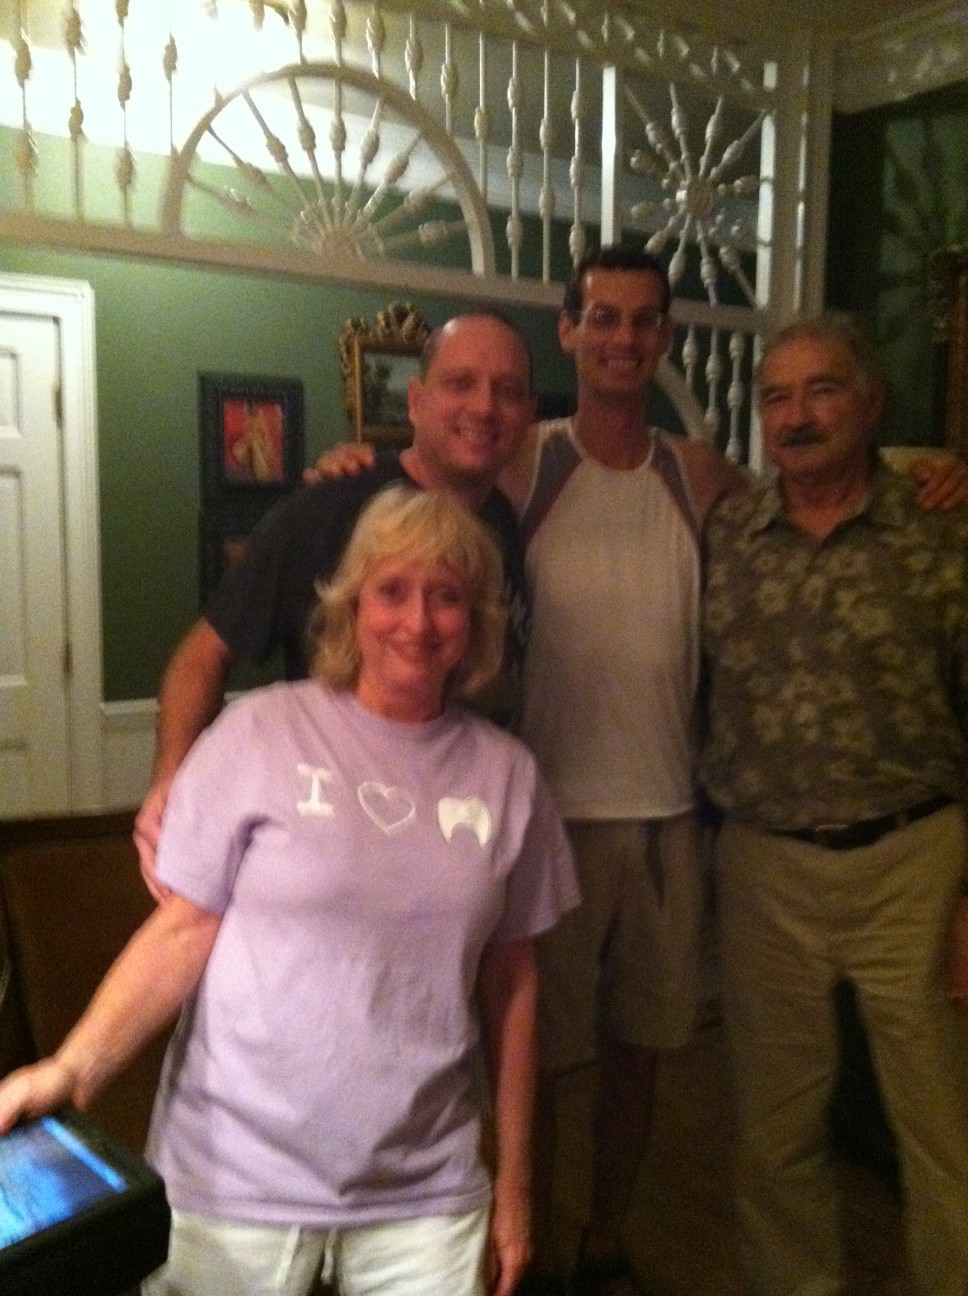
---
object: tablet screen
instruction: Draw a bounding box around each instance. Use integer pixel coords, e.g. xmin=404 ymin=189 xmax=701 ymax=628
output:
xmin=0 ymin=1114 xmax=127 ymax=1247
xmin=0 ymin=1108 xmax=170 ymax=1296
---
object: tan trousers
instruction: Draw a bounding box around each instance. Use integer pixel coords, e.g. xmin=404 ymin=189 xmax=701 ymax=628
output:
xmin=715 ymin=806 xmax=968 ymax=1296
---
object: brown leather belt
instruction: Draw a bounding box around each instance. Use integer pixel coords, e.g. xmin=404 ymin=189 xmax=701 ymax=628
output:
xmin=776 ymin=794 xmax=953 ymax=851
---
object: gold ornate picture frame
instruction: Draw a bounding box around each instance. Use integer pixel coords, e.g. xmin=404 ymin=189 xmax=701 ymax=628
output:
xmin=339 ymin=303 xmax=431 ymax=447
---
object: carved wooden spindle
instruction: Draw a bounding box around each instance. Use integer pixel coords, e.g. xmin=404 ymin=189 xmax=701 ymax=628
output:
xmin=347 ymin=101 xmax=383 ymax=223
xmin=115 ymin=1 xmax=135 ymax=224
xmin=405 ymin=15 xmax=423 ymax=101
xmin=719 ymin=244 xmax=758 ymax=308
xmin=475 ymin=32 xmax=490 ymax=202
xmin=289 ymin=74 xmax=336 ymax=237
xmin=726 ymin=329 xmax=747 ymax=462
xmin=291 ymin=0 xmax=307 ymax=61
xmin=569 ymin=59 xmax=586 ymax=267
xmin=539 ymin=41 xmax=554 ymax=282
xmin=704 ymin=328 xmax=724 ymax=445
xmin=64 ymin=2 xmax=85 ymax=217
xmin=366 ymin=4 xmax=385 ymax=78
xmin=12 ymin=0 xmax=36 ymax=209
xmin=329 ymin=1 xmax=348 ymax=221
xmin=329 ymin=0 xmax=346 ymax=60
xmin=440 ymin=22 xmax=458 ymax=136
xmin=699 ymin=96 xmax=726 ymax=178
xmin=506 ymin=40 xmax=524 ymax=278
xmin=669 ymin=85 xmax=693 ymax=188
xmin=699 ymin=239 xmax=720 ymax=305
xmin=162 ymin=16 xmax=178 ymax=160
xmin=682 ymin=323 xmax=700 ymax=400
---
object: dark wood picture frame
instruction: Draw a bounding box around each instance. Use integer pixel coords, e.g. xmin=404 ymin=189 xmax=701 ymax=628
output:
xmin=200 ymin=372 xmax=304 ymax=493
xmin=198 ymin=372 xmax=304 ymax=603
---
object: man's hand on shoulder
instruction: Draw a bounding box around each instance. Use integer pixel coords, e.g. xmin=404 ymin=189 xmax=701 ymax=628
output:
xmin=134 ymin=776 xmax=175 ymax=903
xmin=135 ymin=618 xmax=235 ymax=904
xmin=303 ymin=442 xmax=375 ymax=485
xmin=496 ymin=422 xmax=541 ymax=515
xmin=881 ymin=448 xmax=968 ymax=511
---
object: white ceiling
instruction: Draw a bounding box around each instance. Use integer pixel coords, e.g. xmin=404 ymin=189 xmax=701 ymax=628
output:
xmin=613 ymin=0 xmax=956 ymax=41
xmin=10 ymin=0 xmax=957 ymax=44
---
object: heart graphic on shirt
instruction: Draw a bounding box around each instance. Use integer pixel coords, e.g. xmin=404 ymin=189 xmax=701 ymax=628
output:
xmin=358 ymin=782 xmax=416 ymax=835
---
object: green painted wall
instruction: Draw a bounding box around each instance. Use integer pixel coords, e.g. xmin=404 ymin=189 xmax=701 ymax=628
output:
xmin=0 ymin=244 xmax=574 ymax=701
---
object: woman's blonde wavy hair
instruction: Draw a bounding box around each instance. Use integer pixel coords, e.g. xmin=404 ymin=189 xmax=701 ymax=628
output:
xmin=310 ymin=485 xmax=508 ymax=703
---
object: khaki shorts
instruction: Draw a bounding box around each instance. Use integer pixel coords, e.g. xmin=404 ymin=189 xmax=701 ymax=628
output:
xmin=536 ymin=813 xmax=705 ymax=1072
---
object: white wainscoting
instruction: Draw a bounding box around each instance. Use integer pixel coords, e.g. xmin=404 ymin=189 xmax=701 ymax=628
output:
xmin=99 ymin=693 xmax=248 ymax=812
xmin=99 ymin=700 xmax=156 ymax=812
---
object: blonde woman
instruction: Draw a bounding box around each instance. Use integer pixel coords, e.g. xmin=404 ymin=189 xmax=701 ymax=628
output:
xmin=0 ymin=486 xmax=578 ymax=1296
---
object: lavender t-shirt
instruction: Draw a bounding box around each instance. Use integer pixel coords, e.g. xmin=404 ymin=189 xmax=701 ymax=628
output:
xmin=148 ymin=681 xmax=577 ymax=1227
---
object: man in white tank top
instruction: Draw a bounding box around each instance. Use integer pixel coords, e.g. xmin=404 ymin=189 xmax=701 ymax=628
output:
xmin=499 ymin=248 xmax=745 ymax=1296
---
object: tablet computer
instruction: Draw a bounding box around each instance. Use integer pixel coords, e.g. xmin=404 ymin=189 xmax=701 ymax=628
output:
xmin=0 ymin=1106 xmax=170 ymax=1296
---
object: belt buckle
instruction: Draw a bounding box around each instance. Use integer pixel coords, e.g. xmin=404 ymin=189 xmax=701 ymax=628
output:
xmin=813 ymin=822 xmax=850 ymax=848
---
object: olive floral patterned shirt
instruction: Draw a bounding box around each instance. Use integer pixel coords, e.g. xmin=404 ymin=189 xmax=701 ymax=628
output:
xmin=699 ymin=462 xmax=968 ymax=832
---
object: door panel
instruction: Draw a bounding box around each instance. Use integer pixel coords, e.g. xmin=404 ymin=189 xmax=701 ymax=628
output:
xmin=0 ymin=312 xmax=71 ymax=815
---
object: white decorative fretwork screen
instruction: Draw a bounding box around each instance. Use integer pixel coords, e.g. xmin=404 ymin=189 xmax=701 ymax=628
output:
xmin=0 ymin=0 xmax=833 ymax=463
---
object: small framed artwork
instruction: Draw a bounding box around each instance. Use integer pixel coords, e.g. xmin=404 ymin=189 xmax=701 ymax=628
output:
xmin=353 ymin=340 xmax=423 ymax=446
xmin=199 ymin=372 xmax=304 ymax=492
xmin=198 ymin=372 xmax=304 ymax=605
xmin=339 ymin=303 xmax=430 ymax=447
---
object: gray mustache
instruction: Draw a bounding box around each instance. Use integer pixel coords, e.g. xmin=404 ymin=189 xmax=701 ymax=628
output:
xmin=778 ymin=425 xmax=824 ymax=447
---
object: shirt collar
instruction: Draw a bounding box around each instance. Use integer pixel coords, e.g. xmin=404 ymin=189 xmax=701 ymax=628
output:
xmin=746 ymin=456 xmax=910 ymax=536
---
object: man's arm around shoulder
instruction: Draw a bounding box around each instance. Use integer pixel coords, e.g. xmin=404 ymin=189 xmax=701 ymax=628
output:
xmin=497 ymin=423 xmax=546 ymax=516
xmin=673 ymin=437 xmax=749 ymax=528
xmin=133 ymin=618 xmax=236 ymax=900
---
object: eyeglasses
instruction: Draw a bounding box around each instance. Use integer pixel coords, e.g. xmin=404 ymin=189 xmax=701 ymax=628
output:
xmin=574 ymin=305 xmax=668 ymax=336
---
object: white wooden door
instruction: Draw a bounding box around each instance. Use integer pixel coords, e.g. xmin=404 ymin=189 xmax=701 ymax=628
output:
xmin=0 ymin=275 xmax=101 ymax=817
xmin=0 ymin=310 xmax=72 ymax=814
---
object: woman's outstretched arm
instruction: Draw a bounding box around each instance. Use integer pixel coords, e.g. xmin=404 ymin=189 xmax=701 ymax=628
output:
xmin=0 ymin=894 xmax=220 ymax=1131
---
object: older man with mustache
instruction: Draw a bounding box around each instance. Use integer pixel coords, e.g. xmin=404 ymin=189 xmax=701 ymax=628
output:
xmin=700 ymin=314 xmax=968 ymax=1296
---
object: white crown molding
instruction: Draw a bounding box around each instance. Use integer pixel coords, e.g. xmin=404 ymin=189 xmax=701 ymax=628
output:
xmin=833 ymin=1 xmax=968 ymax=113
